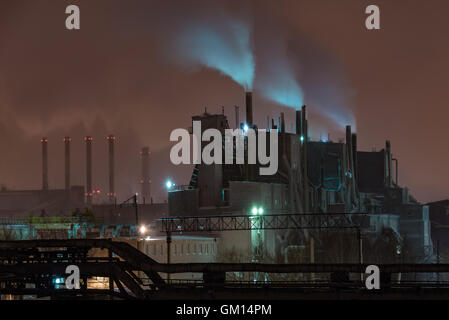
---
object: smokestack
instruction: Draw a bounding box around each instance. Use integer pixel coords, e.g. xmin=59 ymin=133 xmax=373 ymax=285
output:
xmin=234 ymin=105 xmax=239 ymax=129
xmin=296 ymin=110 xmax=302 ymax=135
xmin=386 ymin=140 xmax=392 ymax=187
xmin=140 ymin=147 xmax=151 ymax=204
xmin=352 ymin=133 xmax=358 ymax=183
xmin=346 ymin=126 xmax=357 ymax=204
xmin=107 ymin=135 xmax=115 ymax=204
xmin=85 ymin=136 xmax=93 ymax=205
xmin=280 ymin=112 xmax=285 ymax=133
xmin=301 ymin=105 xmax=309 ymax=212
xmin=41 ymin=137 xmax=48 ymax=190
xmin=64 ymin=137 xmax=71 ymax=190
xmin=245 ymin=91 xmax=253 ymax=126
xmin=346 ymin=126 xmax=354 ymax=173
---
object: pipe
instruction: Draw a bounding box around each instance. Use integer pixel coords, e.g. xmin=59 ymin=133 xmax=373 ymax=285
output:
xmin=280 ymin=112 xmax=285 ymax=133
xmin=234 ymin=105 xmax=239 ymax=129
xmin=107 ymin=135 xmax=115 ymax=204
xmin=141 ymin=147 xmax=151 ymax=204
xmin=301 ymin=106 xmax=309 ymax=212
xmin=386 ymin=140 xmax=392 ymax=187
xmin=296 ymin=110 xmax=301 ymax=135
xmin=41 ymin=137 xmax=48 ymax=191
xmin=351 ymin=133 xmax=358 ymax=183
xmin=392 ymin=158 xmax=398 ymax=186
xmin=245 ymin=92 xmax=253 ymax=127
xmin=346 ymin=126 xmax=356 ymax=207
xmin=85 ymin=136 xmax=93 ymax=205
xmin=64 ymin=137 xmax=71 ymax=190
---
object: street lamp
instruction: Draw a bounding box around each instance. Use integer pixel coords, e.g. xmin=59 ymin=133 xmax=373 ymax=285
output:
xmin=251 ymin=206 xmax=264 ymax=216
xmin=139 ymin=225 xmax=147 ymax=235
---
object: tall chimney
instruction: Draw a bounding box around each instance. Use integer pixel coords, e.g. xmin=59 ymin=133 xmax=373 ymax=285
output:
xmin=140 ymin=147 xmax=151 ymax=204
xmin=41 ymin=137 xmax=48 ymax=190
xmin=346 ymin=126 xmax=354 ymax=173
xmin=346 ymin=126 xmax=357 ymax=204
xmin=63 ymin=137 xmax=71 ymax=190
xmin=296 ymin=110 xmax=302 ymax=135
xmin=85 ymin=136 xmax=93 ymax=205
xmin=301 ymin=105 xmax=309 ymax=212
xmin=107 ymin=135 xmax=115 ymax=204
xmin=351 ymin=133 xmax=358 ymax=183
xmin=385 ymin=140 xmax=392 ymax=187
xmin=245 ymin=91 xmax=253 ymax=126
xmin=234 ymin=105 xmax=239 ymax=129
xmin=280 ymin=112 xmax=285 ymax=133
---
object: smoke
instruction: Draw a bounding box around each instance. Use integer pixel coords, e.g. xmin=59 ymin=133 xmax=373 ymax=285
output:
xmin=0 ymin=0 xmax=357 ymax=201
xmin=253 ymin=8 xmax=356 ymax=130
xmin=166 ymin=14 xmax=255 ymax=90
xmin=254 ymin=23 xmax=305 ymax=110
xmin=159 ymin=1 xmax=355 ymax=130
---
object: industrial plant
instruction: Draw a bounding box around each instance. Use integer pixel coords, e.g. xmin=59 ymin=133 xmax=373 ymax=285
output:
xmin=0 ymin=90 xmax=448 ymax=300
xmin=0 ymin=0 xmax=448 ymax=305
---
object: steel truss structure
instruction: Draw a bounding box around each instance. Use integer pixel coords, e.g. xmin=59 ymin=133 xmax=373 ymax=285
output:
xmin=1 ymin=240 xmax=449 ymax=299
xmin=157 ymin=213 xmax=371 ymax=233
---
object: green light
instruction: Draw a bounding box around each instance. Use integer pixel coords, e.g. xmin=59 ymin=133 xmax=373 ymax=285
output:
xmin=251 ymin=207 xmax=258 ymax=215
xmin=258 ymin=207 xmax=264 ymax=214
xmin=300 ymin=136 xmax=304 ymax=142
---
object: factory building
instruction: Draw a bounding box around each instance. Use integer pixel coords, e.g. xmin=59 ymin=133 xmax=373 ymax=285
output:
xmin=167 ymin=91 xmax=434 ymax=267
xmin=0 ymin=91 xmax=440 ymax=273
xmin=427 ymin=199 xmax=449 ymax=265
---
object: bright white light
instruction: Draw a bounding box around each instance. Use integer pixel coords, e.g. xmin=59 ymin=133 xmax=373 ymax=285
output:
xmin=243 ymin=124 xmax=249 ymax=132
xmin=258 ymin=207 xmax=264 ymax=215
xmin=300 ymin=136 xmax=304 ymax=142
xmin=139 ymin=225 xmax=147 ymax=234
xmin=251 ymin=207 xmax=258 ymax=215
xmin=165 ymin=180 xmax=173 ymax=189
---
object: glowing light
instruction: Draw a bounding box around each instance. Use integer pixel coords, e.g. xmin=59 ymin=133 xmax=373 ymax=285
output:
xmin=300 ymin=136 xmax=304 ymax=142
xmin=243 ymin=124 xmax=249 ymax=132
xmin=251 ymin=207 xmax=258 ymax=215
xmin=165 ymin=180 xmax=174 ymax=189
xmin=139 ymin=225 xmax=147 ymax=234
xmin=258 ymin=207 xmax=264 ymax=215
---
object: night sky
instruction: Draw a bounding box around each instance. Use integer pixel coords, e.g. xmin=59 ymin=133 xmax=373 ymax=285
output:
xmin=0 ymin=0 xmax=447 ymax=204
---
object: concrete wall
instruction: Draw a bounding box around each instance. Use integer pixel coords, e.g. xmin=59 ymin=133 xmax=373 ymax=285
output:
xmin=229 ymin=181 xmax=289 ymax=213
xmin=398 ymin=205 xmax=433 ymax=259
xmin=0 ymin=186 xmax=85 ymax=217
xmin=140 ymin=236 xmax=218 ymax=280
xmin=168 ymin=189 xmax=198 ymax=216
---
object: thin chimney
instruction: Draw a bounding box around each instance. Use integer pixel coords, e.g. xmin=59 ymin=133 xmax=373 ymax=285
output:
xmin=296 ymin=110 xmax=302 ymax=135
xmin=85 ymin=136 xmax=93 ymax=205
xmin=64 ymin=137 xmax=71 ymax=190
xmin=235 ymin=105 xmax=239 ymax=129
xmin=245 ymin=91 xmax=253 ymax=126
xmin=141 ymin=147 xmax=151 ymax=204
xmin=107 ymin=135 xmax=115 ymax=204
xmin=280 ymin=112 xmax=285 ymax=133
xmin=41 ymin=137 xmax=48 ymax=190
